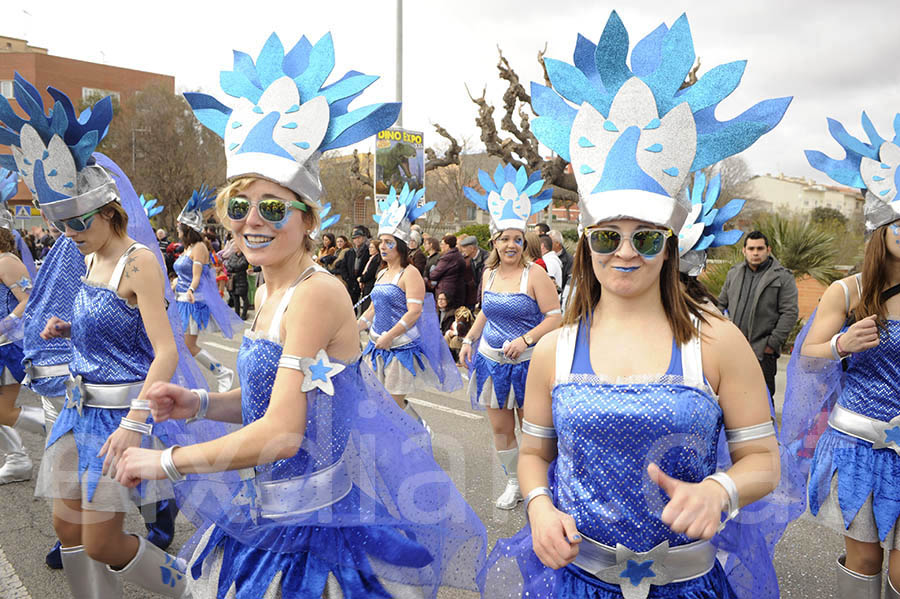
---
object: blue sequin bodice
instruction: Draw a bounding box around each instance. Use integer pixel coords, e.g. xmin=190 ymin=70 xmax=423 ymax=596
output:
xmin=481 ymin=290 xmax=543 ymax=348
xmin=70 ymin=282 xmax=153 ymax=384
xmin=840 ymin=320 xmax=900 ymax=421
xmin=370 ymin=281 xmax=411 ymax=335
xmin=238 ymin=334 xmax=354 ymax=480
xmin=174 ymin=253 xmax=207 ymax=294
xmin=0 ymin=282 xmax=16 ymax=321
xmin=552 ymin=326 xmax=722 ymax=552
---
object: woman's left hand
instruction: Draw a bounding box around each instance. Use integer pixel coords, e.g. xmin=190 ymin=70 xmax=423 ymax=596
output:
xmin=99 ymin=427 xmax=144 ymax=477
xmin=504 ymin=336 xmax=528 ymax=360
xmin=648 ymin=463 xmax=728 ymax=540
xmin=115 ymin=447 xmax=166 ymax=488
xmin=374 ymin=332 xmax=394 ymax=350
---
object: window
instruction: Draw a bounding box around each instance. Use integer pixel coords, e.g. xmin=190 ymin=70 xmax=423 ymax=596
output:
xmin=465 ymin=205 xmax=477 ymax=221
xmin=82 ymin=87 xmax=120 ymax=103
xmin=0 ymin=81 xmax=12 ymax=99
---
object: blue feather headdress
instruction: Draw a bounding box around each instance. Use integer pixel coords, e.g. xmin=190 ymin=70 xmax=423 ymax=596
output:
xmin=178 ymin=184 xmax=216 ymax=233
xmin=185 ymin=33 xmax=400 ymax=207
xmin=0 ymin=73 xmax=117 ymax=220
xmin=463 ymin=163 xmax=552 ymax=235
xmin=806 ymin=113 xmax=900 ymax=232
xmin=310 ymin=202 xmax=340 ymax=241
xmin=139 ymin=195 xmax=164 ymax=219
xmin=0 ymin=168 xmax=18 ymax=231
xmin=373 ymin=183 xmax=432 ymax=243
xmin=531 ymin=11 xmax=790 ymax=233
xmin=677 ymin=172 xmax=744 ymax=276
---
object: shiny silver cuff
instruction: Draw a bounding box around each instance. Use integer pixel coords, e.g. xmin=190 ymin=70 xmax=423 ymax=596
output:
xmin=186 ymin=388 xmax=210 ymax=424
xmin=119 ymin=417 xmax=152 ymax=436
xmin=543 ymin=309 xmax=562 ymax=316
xmin=130 ymin=399 xmax=151 ymax=411
xmin=398 ymin=318 xmax=411 ymax=331
xmin=406 ymin=298 xmax=424 ymax=305
xmin=831 ymin=333 xmax=848 ymax=361
xmin=703 ymin=471 xmax=739 ymax=520
xmin=725 ymin=421 xmax=776 ymax=444
xmin=522 ymin=419 xmax=557 ymax=439
xmin=358 ymin=316 xmax=371 ymax=330
xmin=523 ymin=486 xmax=553 ymax=523
xmin=160 ymin=445 xmax=185 ymax=482
xmin=461 ymin=338 xmax=474 ymax=345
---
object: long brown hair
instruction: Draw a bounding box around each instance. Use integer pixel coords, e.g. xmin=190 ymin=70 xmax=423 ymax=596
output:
xmin=0 ymin=229 xmax=17 ymax=255
xmin=855 ymin=224 xmax=894 ymax=325
xmin=563 ymin=235 xmax=717 ymax=344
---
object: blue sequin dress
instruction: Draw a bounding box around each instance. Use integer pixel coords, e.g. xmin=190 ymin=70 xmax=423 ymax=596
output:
xmin=0 ymin=253 xmax=26 ymax=385
xmin=184 ymin=266 xmax=485 ymax=598
xmin=362 ymin=268 xmax=461 ymax=395
xmin=35 ymin=243 xmax=173 ymax=511
xmin=174 ymin=250 xmax=241 ymax=338
xmin=482 ymin=321 xmax=738 ymax=599
xmin=469 ymin=264 xmax=544 ymax=409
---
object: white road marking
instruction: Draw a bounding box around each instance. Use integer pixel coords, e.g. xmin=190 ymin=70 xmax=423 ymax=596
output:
xmin=202 ymin=341 xmax=239 ymax=354
xmin=0 ymin=544 xmax=31 ymax=599
xmin=406 ymin=397 xmax=482 ymax=420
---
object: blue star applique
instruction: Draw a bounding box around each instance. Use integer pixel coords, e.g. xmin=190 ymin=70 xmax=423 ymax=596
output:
xmin=884 ymin=426 xmax=900 ymax=446
xmin=308 ymin=359 xmax=330 ymax=382
xmin=620 ymin=559 xmax=655 ymax=586
xmin=296 ymin=349 xmax=345 ymax=395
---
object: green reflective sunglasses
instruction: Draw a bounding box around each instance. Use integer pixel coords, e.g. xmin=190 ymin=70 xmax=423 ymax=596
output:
xmin=226 ymin=196 xmax=307 ymax=224
xmin=586 ymin=227 xmax=672 ymax=258
xmin=52 ymin=208 xmax=102 ymax=233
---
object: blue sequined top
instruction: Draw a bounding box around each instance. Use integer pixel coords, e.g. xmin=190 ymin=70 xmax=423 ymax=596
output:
xmin=70 ymin=255 xmax=154 ymax=385
xmin=552 ymin=323 xmax=722 ymax=551
xmin=370 ymin=273 xmax=416 ymax=337
xmin=481 ymin=266 xmax=543 ymax=348
xmin=174 ymin=253 xmax=207 ymax=295
xmin=0 ymin=281 xmax=17 ymax=320
xmin=839 ymin=320 xmax=900 ymax=421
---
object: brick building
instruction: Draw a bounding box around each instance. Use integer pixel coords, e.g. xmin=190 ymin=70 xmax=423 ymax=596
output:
xmin=0 ymin=35 xmax=174 ymax=224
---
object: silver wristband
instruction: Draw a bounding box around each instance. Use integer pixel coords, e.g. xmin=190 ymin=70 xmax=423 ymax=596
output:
xmin=358 ymin=315 xmax=371 ymax=330
xmin=160 ymin=445 xmax=185 ymax=482
xmin=130 ymin=399 xmax=151 ymax=411
xmin=186 ymin=388 xmax=210 ymax=424
xmin=830 ymin=333 xmax=848 ymax=361
xmin=523 ymin=486 xmax=553 ymax=523
xmin=398 ymin=318 xmax=411 ymax=332
xmin=703 ymin=471 xmax=740 ymax=520
xmin=119 ymin=417 xmax=153 ymax=436
xmin=461 ymin=337 xmax=474 ymax=346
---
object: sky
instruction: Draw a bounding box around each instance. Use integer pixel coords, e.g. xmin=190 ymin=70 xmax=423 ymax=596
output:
xmin=6 ymin=0 xmax=899 ymax=185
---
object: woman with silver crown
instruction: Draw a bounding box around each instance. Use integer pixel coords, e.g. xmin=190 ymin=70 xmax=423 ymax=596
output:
xmin=358 ymin=183 xmax=462 ymax=432
xmin=115 ymin=32 xmax=486 ymax=598
xmin=173 ymin=184 xmax=242 ymax=392
xmin=481 ymin=13 xmax=791 ymax=599
xmin=458 ymin=164 xmax=562 ymax=511
xmin=781 ymin=114 xmax=900 ymax=599
xmin=0 ymin=168 xmax=39 ymax=485
xmin=0 ymin=75 xmax=207 ymax=597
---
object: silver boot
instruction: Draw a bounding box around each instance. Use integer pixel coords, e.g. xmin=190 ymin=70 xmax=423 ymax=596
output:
xmin=15 ymin=404 xmax=45 ymax=435
xmin=403 ymin=401 xmax=433 ymax=438
xmin=495 ymin=447 xmax=522 ymax=510
xmin=112 ymin=535 xmax=187 ymax=597
xmin=836 ymin=555 xmax=881 ymax=599
xmin=195 ymin=349 xmax=235 ymax=393
xmin=60 ymin=545 xmax=123 ymax=598
xmin=887 ymin=575 xmax=900 ymax=599
xmin=0 ymin=426 xmax=31 ymax=484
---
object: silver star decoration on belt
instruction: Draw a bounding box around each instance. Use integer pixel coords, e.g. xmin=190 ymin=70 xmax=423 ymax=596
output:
xmin=597 ymin=541 xmax=675 ymax=599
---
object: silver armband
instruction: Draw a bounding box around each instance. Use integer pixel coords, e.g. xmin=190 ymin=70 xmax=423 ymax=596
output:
xmin=160 ymin=445 xmax=185 ymax=482
xmin=703 ymin=471 xmax=739 ymax=520
xmin=406 ymin=298 xmax=424 ymax=305
xmin=522 ymin=419 xmax=557 ymax=439
xmin=119 ymin=417 xmax=153 ymax=436
xmin=524 ymin=486 xmax=553 ymax=522
xmin=543 ymin=308 xmax=562 ymax=316
xmin=186 ymin=388 xmax=210 ymax=424
xmin=725 ymin=421 xmax=776 ymax=444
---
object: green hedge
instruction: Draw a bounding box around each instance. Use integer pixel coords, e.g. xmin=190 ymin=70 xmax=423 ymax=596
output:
xmin=454 ymin=224 xmax=492 ymax=250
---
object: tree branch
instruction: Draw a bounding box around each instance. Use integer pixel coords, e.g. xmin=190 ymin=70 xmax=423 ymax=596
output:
xmin=424 ymin=123 xmax=462 ymax=171
xmin=349 ymin=148 xmax=373 ymax=188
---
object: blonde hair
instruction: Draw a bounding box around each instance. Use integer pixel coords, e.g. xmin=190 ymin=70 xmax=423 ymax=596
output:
xmin=215 ymin=176 xmax=319 ymax=253
xmin=485 ymin=228 xmax=530 ymax=270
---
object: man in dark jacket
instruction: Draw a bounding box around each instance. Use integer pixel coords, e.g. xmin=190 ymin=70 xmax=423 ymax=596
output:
xmin=341 ymin=226 xmax=370 ymax=305
xmin=429 ymin=235 xmax=466 ymax=308
xmin=718 ymin=231 xmax=799 ymax=398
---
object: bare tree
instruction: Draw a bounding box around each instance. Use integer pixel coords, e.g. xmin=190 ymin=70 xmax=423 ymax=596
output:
xmin=320 ymin=150 xmax=372 ymax=223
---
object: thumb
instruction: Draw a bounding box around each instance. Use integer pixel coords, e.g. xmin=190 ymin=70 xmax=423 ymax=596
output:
xmin=561 ymin=515 xmax=582 ymax=544
xmin=648 ymin=462 xmax=680 ymax=498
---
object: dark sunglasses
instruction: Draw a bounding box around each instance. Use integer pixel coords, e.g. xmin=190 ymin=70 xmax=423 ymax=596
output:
xmin=586 ymin=227 xmax=672 ymax=258
xmin=52 ymin=208 xmax=101 ymax=233
xmin=227 ymin=196 xmax=307 ymax=224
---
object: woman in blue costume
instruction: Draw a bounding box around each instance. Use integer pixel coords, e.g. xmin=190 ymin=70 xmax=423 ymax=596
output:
xmin=0 ymin=76 xmax=204 ymax=597
xmin=358 ymin=184 xmax=462 ymax=430
xmin=115 ymin=32 xmax=486 ymax=598
xmin=174 ymin=184 xmax=242 ymax=392
xmin=0 ymin=169 xmax=40 ymax=484
xmin=481 ymin=13 xmax=792 ymax=599
xmin=782 ymin=113 xmax=900 ymax=598
xmin=459 ymin=164 xmax=562 ymax=510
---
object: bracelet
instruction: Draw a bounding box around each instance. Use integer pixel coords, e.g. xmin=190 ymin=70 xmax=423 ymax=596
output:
xmin=461 ymin=338 xmax=474 ymax=346
xmin=398 ymin=318 xmax=411 ymax=332
xmin=358 ymin=315 xmax=371 ymax=329
xmin=119 ymin=417 xmax=153 ymax=435
xmin=160 ymin=445 xmax=185 ymax=482
xmin=130 ymin=399 xmax=151 ymax=411
xmin=188 ymin=287 xmax=196 ymax=293
xmin=523 ymin=486 xmax=553 ymax=523
xmin=186 ymin=388 xmax=210 ymax=424
xmin=830 ymin=333 xmax=848 ymax=361
xmin=703 ymin=471 xmax=740 ymax=520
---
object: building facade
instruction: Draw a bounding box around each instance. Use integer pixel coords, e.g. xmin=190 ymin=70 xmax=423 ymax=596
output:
xmin=744 ymin=174 xmax=864 ymax=221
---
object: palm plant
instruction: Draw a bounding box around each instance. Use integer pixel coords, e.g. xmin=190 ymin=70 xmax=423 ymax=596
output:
xmin=753 ymin=214 xmax=843 ymax=284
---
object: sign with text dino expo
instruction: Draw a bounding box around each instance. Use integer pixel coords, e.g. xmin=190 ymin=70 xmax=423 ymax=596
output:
xmin=374 ymin=127 xmax=425 ymax=202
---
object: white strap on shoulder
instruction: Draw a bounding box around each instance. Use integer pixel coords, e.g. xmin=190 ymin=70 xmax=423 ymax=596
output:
xmin=554 ymin=324 xmax=578 ymax=386
xmin=680 ymin=315 xmax=705 ymax=389
xmin=109 ymin=243 xmax=147 ymax=290
xmin=390 ymin=269 xmax=404 ymax=286
xmin=519 ymin=263 xmax=531 ymax=295
xmin=836 ymin=279 xmax=851 ymax=315
xmin=266 ymin=265 xmax=326 ymax=339
xmin=486 ymin=267 xmax=498 ymax=291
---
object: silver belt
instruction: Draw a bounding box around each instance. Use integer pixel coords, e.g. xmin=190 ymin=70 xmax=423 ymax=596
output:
xmin=369 ymin=327 xmax=419 ymax=349
xmin=23 ymin=361 xmax=70 ymax=386
xmin=477 ymin=338 xmax=534 ymax=364
xmin=176 ymin=291 xmax=206 ymax=303
xmin=829 ymin=404 xmax=900 ymax=454
xmin=245 ymin=458 xmax=352 ymax=521
xmin=573 ymin=537 xmax=716 ymax=599
xmin=65 ymin=376 xmax=144 ymax=415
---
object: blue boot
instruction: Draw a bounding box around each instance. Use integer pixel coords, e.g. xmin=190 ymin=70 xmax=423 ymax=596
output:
xmin=144 ymin=499 xmax=179 ymax=551
xmin=45 ymin=540 xmax=62 ymax=569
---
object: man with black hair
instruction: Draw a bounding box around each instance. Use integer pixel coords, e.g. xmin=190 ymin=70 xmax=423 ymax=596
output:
xmin=718 ymin=230 xmax=798 ymax=398
xmin=342 ymin=225 xmax=370 ymax=306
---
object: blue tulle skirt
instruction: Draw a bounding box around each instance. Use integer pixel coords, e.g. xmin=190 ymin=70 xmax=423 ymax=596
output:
xmin=469 ymin=352 xmax=528 ymax=410
xmin=177 ymin=300 xmax=212 ymax=333
xmin=0 ymin=341 xmax=24 ymax=383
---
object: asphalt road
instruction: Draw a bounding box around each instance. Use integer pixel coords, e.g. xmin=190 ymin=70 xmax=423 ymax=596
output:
xmin=0 ymin=328 xmax=858 ymax=598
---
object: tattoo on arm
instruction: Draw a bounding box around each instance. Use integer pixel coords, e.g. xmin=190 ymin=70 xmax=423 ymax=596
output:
xmin=123 ymin=256 xmax=140 ymax=279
